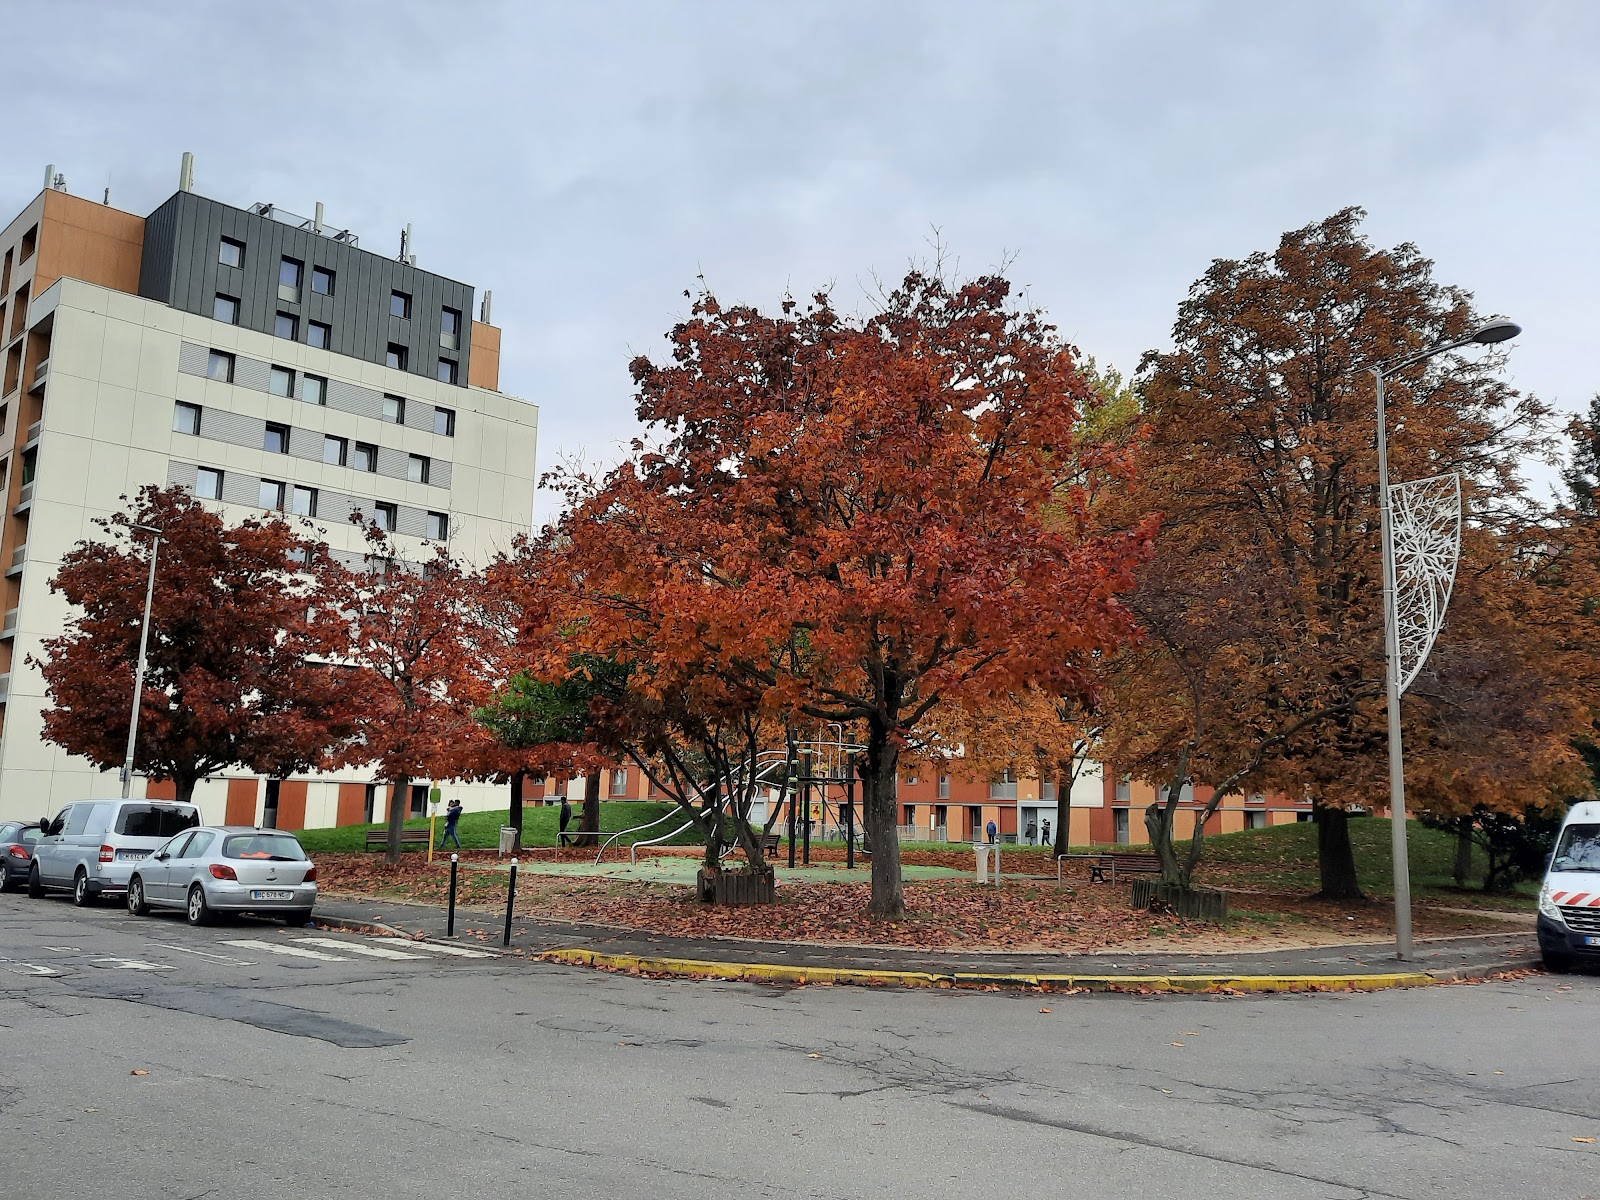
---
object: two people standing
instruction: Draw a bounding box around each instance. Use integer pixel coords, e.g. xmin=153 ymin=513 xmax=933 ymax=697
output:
xmin=438 ymin=797 xmax=464 ymax=849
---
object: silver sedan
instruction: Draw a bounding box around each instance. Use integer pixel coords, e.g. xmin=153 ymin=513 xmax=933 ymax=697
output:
xmin=127 ymin=826 xmax=318 ymax=926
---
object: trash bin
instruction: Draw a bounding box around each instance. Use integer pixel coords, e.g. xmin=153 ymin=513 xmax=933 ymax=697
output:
xmin=498 ymin=825 xmax=517 ymax=856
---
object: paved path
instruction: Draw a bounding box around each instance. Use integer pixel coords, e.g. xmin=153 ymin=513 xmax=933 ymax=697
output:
xmin=315 ymin=894 xmax=1538 ymax=983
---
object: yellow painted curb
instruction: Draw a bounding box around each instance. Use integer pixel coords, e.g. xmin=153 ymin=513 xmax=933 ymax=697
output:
xmin=537 ymin=948 xmax=1441 ymax=993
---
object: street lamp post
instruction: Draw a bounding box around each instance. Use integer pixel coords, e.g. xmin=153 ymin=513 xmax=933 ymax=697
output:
xmin=120 ymin=524 xmax=163 ymax=800
xmin=1373 ymin=320 xmax=1519 ymax=960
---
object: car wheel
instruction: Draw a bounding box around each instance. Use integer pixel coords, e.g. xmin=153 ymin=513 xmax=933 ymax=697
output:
xmin=284 ymin=909 xmax=313 ymax=927
xmin=185 ymin=884 xmax=211 ymax=927
xmin=1542 ymin=951 xmax=1573 ymax=974
xmin=26 ymin=863 xmax=44 ymax=899
xmin=0 ymin=864 xmax=14 ymax=893
xmin=72 ymin=869 xmax=94 ymax=907
xmin=127 ymin=876 xmax=150 ymax=917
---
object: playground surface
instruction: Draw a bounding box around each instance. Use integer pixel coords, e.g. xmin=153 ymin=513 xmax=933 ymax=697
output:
xmin=470 ymin=854 xmax=969 ymax=884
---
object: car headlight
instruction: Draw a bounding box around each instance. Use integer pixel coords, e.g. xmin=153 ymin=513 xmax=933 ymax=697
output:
xmin=1538 ymin=889 xmax=1564 ymax=922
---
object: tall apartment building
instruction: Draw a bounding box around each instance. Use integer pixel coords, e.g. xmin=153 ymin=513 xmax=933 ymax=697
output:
xmin=0 ymin=160 xmax=538 ymax=828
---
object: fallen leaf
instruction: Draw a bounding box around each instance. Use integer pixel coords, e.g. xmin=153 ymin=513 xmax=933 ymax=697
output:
xmin=1039 ymin=1007 xmax=1053 ymax=1014
xmin=130 ymin=1069 xmax=148 ymax=1076
xmin=1171 ymin=1042 xmax=1185 ymax=1047
xmin=1574 ymin=1137 xmax=1596 ymax=1144
xmin=806 ymin=1053 xmax=823 ymax=1059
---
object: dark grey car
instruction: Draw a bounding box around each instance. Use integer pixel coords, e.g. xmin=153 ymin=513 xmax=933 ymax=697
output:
xmin=0 ymin=821 xmax=42 ymax=891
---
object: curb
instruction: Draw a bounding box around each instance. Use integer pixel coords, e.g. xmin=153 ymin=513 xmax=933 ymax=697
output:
xmin=538 ymin=947 xmax=1542 ymax=993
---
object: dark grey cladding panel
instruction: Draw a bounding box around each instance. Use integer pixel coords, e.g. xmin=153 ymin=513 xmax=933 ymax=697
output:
xmin=138 ymin=191 xmax=475 ymax=389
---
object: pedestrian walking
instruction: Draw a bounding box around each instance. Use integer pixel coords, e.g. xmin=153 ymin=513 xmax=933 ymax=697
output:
xmin=559 ymin=797 xmax=574 ymax=847
xmin=439 ymin=797 xmax=463 ymax=849
xmin=985 ymin=818 xmax=998 ymax=844
xmin=1041 ymin=818 xmax=1052 ymax=848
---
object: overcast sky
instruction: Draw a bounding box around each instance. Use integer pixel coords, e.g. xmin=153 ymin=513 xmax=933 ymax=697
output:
xmin=11 ymin=1 xmax=1598 ymax=520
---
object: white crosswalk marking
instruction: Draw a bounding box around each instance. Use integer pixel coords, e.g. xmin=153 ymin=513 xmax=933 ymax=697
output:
xmin=0 ymin=958 xmax=60 ymax=976
xmin=292 ymin=937 xmax=426 ymax=960
xmin=397 ymin=941 xmax=495 ymax=958
xmin=147 ymin=943 xmax=256 ymax=965
xmin=90 ymin=957 xmax=172 ymax=971
xmin=222 ymin=939 xmax=347 ymax=961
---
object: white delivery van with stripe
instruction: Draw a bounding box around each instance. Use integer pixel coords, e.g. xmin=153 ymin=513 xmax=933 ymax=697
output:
xmin=1538 ymin=800 xmax=1600 ymax=972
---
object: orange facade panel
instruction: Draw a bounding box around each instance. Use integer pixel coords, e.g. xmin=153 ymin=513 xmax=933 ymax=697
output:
xmin=35 ymin=191 xmax=145 ymax=297
xmin=225 ymin=778 xmax=259 ymax=825
xmin=468 ymin=320 xmax=501 ymax=390
xmin=336 ymin=782 xmax=367 ymax=827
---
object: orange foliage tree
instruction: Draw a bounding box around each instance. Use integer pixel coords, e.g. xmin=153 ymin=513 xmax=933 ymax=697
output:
xmin=33 ymin=486 xmax=359 ymax=805
xmin=552 ymin=270 xmax=1152 ymax=916
xmin=1102 ymin=207 xmax=1577 ymax=896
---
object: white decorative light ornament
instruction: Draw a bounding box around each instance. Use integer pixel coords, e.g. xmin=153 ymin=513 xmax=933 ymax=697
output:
xmin=1388 ymin=471 xmax=1461 ymax=696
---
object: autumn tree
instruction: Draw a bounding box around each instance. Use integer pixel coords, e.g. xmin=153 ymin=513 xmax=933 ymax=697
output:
xmin=315 ymin=529 xmax=475 ymax=863
xmin=32 ymin=486 xmax=358 ymax=804
xmin=561 ymin=270 xmax=1152 ymax=917
xmin=1105 ymin=207 xmax=1565 ymax=897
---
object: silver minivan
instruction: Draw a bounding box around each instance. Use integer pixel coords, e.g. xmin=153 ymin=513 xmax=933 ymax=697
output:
xmin=28 ymin=799 xmax=200 ymax=906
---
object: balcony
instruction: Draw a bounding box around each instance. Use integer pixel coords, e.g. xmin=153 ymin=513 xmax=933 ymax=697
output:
xmin=13 ymin=481 xmax=32 ymax=513
xmin=0 ymin=608 xmax=15 ymax=639
xmin=7 ymin=544 xmax=25 ymax=577
xmin=23 ymin=421 xmax=39 ymax=447
xmin=0 ymin=673 xmax=11 ymax=702
xmin=26 ymin=358 xmax=47 ymax=393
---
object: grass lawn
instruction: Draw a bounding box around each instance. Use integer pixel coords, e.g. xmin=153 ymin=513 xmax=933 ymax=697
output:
xmin=296 ymin=801 xmax=704 ymax=854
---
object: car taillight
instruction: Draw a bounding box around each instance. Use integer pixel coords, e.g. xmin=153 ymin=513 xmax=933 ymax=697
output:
xmin=99 ymin=845 xmax=114 ymax=863
xmin=303 ymin=865 xmax=318 ymax=882
xmin=7 ymin=845 xmax=29 ymax=859
xmin=209 ymin=864 xmax=237 ymax=880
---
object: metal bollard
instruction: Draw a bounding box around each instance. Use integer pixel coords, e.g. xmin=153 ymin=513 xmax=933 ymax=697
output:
xmin=446 ymin=853 xmax=459 ymax=937
xmin=502 ymin=856 xmax=518 ymax=948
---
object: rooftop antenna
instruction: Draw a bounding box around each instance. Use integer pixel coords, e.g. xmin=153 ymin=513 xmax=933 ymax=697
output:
xmin=43 ymin=163 xmax=55 ymax=192
xmin=52 ymin=172 xmax=67 ymax=192
xmin=313 ymin=201 xmax=324 ymax=234
xmin=480 ymin=290 xmax=493 ymax=324
xmin=399 ymin=224 xmax=409 ymax=263
xmin=179 ymin=151 xmax=195 ymax=193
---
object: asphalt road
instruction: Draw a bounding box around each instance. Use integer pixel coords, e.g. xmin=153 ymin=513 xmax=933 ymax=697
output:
xmin=0 ymin=892 xmax=1595 ymax=1200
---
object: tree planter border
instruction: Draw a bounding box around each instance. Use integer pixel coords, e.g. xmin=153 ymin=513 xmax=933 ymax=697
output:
xmin=697 ymin=866 xmax=777 ymax=906
xmin=1131 ymin=879 xmax=1229 ymax=923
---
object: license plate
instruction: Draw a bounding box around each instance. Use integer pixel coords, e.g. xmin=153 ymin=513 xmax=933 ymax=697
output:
xmin=250 ymin=889 xmax=293 ymax=901
xmin=118 ymin=851 xmax=147 ymax=861
xmin=1585 ymin=936 xmax=1600 ymax=947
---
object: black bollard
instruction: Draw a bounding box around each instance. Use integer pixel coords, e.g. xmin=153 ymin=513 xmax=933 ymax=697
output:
xmin=502 ymin=856 xmax=518 ymax=948
xmin=844 ymin=799 xmax=855 ymax=870
xmin=446 ymin=853 xmax=459 ymax=937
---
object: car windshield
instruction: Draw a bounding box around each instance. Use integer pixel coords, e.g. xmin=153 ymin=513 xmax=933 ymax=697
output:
xmin=0 ymin=822 xmax=17 ymax=840
xmin=223 ymin=833 xmax=308 ymax=861
xmin=115 ymin=805 xmax=200 ymax=838
xmin=1550 ymin=824 xmax=1600 ymax=873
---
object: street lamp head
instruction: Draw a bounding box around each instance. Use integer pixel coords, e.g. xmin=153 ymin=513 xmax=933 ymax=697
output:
xmin=1470 ymin=320 xmax=1521 ymax=345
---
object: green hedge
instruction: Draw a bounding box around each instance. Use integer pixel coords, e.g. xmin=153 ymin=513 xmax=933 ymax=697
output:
xmin=295 ymin=801 xmax=705 ymax=854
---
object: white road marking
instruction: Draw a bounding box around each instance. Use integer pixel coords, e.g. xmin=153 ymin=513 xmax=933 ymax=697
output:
xmin=292 ymin=937 xmax=426 ymax=960
xmin=146 ymin=943 xmax=256 ymax=965
xmin=221 ymin=939 xmax=347 ymax=961
xmin=0 ymin=958 xmax=61 ymax=976
xmin=89 ymin=957 xmax=174 ymax=971
xmin=42 ymin=945 xmax=80 ymax=953
xmin=395 ymin=940 xmax=495 ymax=959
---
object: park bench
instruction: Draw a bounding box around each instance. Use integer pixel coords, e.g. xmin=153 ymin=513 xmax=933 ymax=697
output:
xmin=1056 ymin=851 xmax=1164 ymax=886
xmin=365 ymin=829 xmax=431 ymax=851
xmin=716 ymin=832 xmax=782 ymax=860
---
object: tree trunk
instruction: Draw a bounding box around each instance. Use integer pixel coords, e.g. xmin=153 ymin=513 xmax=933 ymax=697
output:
xmin=1453 ymin=821 xmax=1473 ymax=889
xmin=862 ymin=721 xmax=904 ymax=918
xmin=508 ymin=769 xmax=525 ymax=850
xmin=385 ymin=774 xmax=411 ymax=866
xmin=1314 ymin=803 xmax=1362 ymax=899
xmin=174 ymin=773 xmax=198 ymax=806
xmin=1052 ymin=761 xmax=1071 ymax=857
xmin=576 ymin=770 xmax=601 ymax=847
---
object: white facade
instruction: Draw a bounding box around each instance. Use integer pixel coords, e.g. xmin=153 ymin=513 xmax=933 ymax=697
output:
xmin=0 ymin=277 xmax=538 ymax=825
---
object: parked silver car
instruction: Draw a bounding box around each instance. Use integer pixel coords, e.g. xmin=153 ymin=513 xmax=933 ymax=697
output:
xmin=126 ymin=826 xmax=318 ymax=926
xmin=0 ymin=821 xmax=42 ymax=891
xmin=28 ymin=799 xmax=200 ymax=905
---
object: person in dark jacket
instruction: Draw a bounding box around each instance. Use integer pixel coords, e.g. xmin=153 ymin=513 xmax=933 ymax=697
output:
xmin=439 ymin=797 xmax=463 ymax=849
xmin=559 ymin=797 xmax=574 ymax=847
xmin=985 ymin=818 xmax=998 ymax=844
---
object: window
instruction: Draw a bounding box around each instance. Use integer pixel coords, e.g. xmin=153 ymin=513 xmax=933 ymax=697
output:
xmin=903 ymin=805 xmax=916 ymax=827
xmin=275 ymin=311 xmax=299 ymax=340
xmin=609 ymin=768 xmax=628 ymax=797
xmin=307 ymin=320 xmax=330 ymax=349
xmin=213 ymin=294 xmax=240 ymax=324
xmin=21 ymin=447 xmax=35 ymax=486
xmin=391 ymin=290 xmax=411 ymax=319
xmin=381 ymin=395 xmax=405 ymax=424
xmin=426 ymin=511 xmax=448 ymax=540
xmin=219 ymin=237 xmax=244 ymax=269
xmin=264 ymin=422 xmax=290 ymax=454
xmin=938 ymin=774 xmax=951 ymax=799
xmin=19 ymin=224 xmax=37 ymax=263
xmin=323 ymin=434 xmax=347 ymax=466
xmin=311 ymin=266 xmax=334 ymax=295
xmin=116 ymin=805 xmax=198 ymax=839
xmin=173 ymin=402 xmax=201 ymax=435
xmin=302 ymin=374 xmax=326 ymax=406
xmin=1115 ymin=777 xmax=1131 ymax=803
xmin=440 ymin=306 xmax=461 ymax=350
xmin=224 ymin=832 xmax=306 ymax=861
xmin=374 ymin=502 xmax=397 ymax=531
xmin=207 ymin=349 xmax=234 ymax=382
xmin=353 ymin=441 xmax=378 ymax=472
xmin=1245 ymin=811 xmax=1268 ymax=830
xmin=279 ymin=256 xmax=303 ymax=302
xmin=934 ymin=804 xmax=947 ymax=829
xmin=269 ymin=366 xmax=294 ymax=397
xmin=197 ymin=467 xmax=223 ymax=500
xmin=1113 ymin=808 xmax=1131 ymax=845
xmin=291 ymin=485 xmax=318 ymax=517
xmin=905 ymin=773 xmax=919 ymax=786
xmin=436 ymin=358 xmax=458 ymax=385
xmin=990 ymin=769 xmax=1018 ymax=801
xmin=259 ymin=479 xmax=286 ymax=510
xmin=433 ymin=406 xmax=455 ymax=436
xmin=407 ymin=454 xmax=430 ymax=484
xmin=386 ymin=343 xmax=408 ymax=371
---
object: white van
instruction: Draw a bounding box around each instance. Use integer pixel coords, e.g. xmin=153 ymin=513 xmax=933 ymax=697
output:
xmin=1537 ymin=800 xmax=1600 ymax=972
xmin=28 ymin=799 xmax=201 ymax=907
